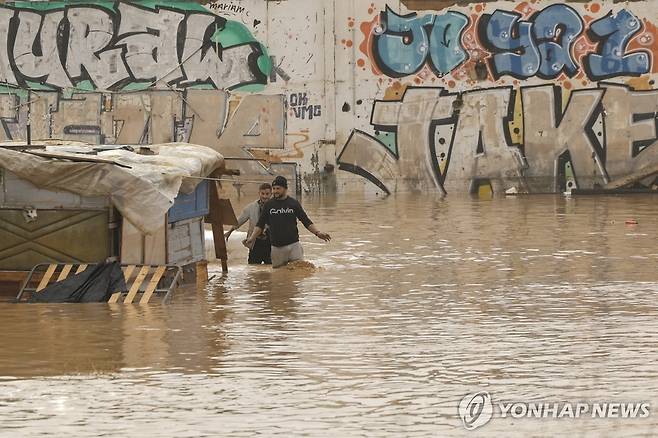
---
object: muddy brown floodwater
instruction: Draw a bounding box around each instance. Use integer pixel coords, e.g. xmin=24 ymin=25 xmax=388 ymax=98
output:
xmin=1 ymin=194 xmax=658 ymax=437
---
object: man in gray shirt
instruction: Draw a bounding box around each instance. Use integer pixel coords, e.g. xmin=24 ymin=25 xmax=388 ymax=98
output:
xmin=246 ymin=176 xmax=330 ymax=268
xmin=224 ymin=183 xmax=272 ymax=264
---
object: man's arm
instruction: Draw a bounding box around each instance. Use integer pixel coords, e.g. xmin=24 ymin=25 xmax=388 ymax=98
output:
xmin=224 ymin=205 xmax=251 ymax=240
xmin=245 ymin=205 xmax=269 ymax=246
xmin=246 ymin=226 xmax=264 ymax=245
xmin=308 ymin=223 xmax=331 ymax=242
xmin=295 ymin=200 xmax=331 ymax=242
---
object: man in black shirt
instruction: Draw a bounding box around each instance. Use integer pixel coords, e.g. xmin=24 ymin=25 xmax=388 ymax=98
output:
xmin=245 ymin=175 xmax=331 ymax=268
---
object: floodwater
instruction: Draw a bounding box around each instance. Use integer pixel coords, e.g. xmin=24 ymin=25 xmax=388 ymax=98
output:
xmin=1 ymin=193 xmax=658 ymax=437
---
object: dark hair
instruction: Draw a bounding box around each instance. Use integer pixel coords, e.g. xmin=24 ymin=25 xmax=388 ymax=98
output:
xmin=259 ymin=183 xmax=272 ymax=191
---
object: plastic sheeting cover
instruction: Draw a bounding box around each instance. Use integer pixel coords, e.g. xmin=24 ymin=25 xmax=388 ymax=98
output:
xmin=28 ymin=262 xmax=127 ymax=303
xmin=0 ymin=143 xmax=223 ymax=234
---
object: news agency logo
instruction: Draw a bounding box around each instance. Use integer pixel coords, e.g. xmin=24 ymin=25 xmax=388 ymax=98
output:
xmin=459 ymin=391 xmax=494 ymax=430
xmin=458 ymin=391 xmax=650 ymax=430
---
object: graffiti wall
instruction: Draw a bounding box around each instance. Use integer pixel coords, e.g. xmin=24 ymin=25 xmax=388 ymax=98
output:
xmin=2 ymin=0 xmax=658 ymax=196
xmin=0 ymin=2 xmax=269 ymax=91
xmin=0 ymin=0 xmax=341 ymax=196
xmin=337 ymin=1 xmax=658 ymax=194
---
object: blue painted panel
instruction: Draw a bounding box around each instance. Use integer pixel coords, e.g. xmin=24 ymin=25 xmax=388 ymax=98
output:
xmin=168 ymin=181 xmax=209 ymax=223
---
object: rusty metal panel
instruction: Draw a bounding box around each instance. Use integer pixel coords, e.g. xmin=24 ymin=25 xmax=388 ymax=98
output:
xmin=0 ymin=209 xmax=111 ymax=270
xmin=167 ymin=217 xmax=205 ymax=266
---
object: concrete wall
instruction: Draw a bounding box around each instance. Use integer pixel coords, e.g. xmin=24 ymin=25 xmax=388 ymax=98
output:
xmin=1 ymin=0 xmax=658 ymax=196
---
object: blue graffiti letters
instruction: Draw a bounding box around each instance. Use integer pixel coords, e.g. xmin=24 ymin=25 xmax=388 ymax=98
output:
xmin=373 ymin=5 xmax=652 ymax=81
xmin=532 ymin=4 xmax=583 ymax=78
xmin=373 ymin=7 xmax=468 ymax=77
xmin=484 ymin=10 xmax=541 ymax=79
xmin=585 ymin=9 xmax=650 ymax=79
xmin=428 ymin=12 xmax=469 ymax=75
xmin=482 ymin=6 xmax=648 ymax=80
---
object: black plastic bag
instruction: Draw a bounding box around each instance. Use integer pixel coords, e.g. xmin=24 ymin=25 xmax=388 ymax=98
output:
xmin=29 ymin=261 xmax=127 ymax=303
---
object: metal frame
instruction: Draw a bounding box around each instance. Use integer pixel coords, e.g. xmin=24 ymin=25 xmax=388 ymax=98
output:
xmin=16 ymin=263 xmax=182 ymax=304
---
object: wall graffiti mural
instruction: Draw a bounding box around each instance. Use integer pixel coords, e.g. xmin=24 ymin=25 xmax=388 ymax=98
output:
xmin=0 ymin=1 xmax=270 ymax=91
xmin=344 ymin=3 xmax=658 ymax=194
xmin=338 ymin=84 xmax=658 ymax=194
xmin=362 ymin=4 xmax=655 ymax=83
xmin=1 ymin=0 xmax=657 ymax=195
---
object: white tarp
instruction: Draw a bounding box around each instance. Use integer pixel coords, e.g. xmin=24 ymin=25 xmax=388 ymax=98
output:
xmin=0 ymin=143 xmax=223 ymax=233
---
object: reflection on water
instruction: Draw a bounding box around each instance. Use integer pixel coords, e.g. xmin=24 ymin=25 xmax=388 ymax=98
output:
xmin=1 ymin=194 xmax=658 ymax=436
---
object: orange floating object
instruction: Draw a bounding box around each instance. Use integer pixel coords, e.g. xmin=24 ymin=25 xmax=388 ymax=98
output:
xmin=625 ymin=219 xmax=638 ymax=225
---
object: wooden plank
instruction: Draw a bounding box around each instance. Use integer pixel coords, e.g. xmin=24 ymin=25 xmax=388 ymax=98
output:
xmin=216 ymin=198 xmax=238 ymax=226
xmin=36 ymin=264 xmax=57 ymax=292
xmin=56 ymin=264 xmax=73 ymax=282
xmin=139 ymin=266 xmax=166 ymax=304
xmin=75 ymin=264 xmax=88 ymax=274
xmin=123 ymin=266 xmax=150 ymax=304
xmin=108 ymin=265 xmax=136 ymax=303
xmin=123 ymin=265 xmax=135 ymax=281
xmin=23 ymin=150 xmax=131 ymax=168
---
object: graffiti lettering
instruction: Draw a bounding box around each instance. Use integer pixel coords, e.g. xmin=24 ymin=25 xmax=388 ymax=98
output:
xmin=585 ymin=10 xmax=650 ymax=80
xmin=0 ymin=2 xmax=269 ymax=91
xmin=483 ymin=10 xmax=540 ymax=79
xmin=369 ymin=5 xmax=651 ymax=81
xmin=338 ymin=85 xmax=658 ymax=194
xmin=209 ymin=3 xmax=246 ymax=14
xmin=288 ymin=93 xmax=322 ymax=120
xmin=533 ymin=5 xmax=583 ymax=78
xmin=372 ymin=6 xmax=468 ymax=77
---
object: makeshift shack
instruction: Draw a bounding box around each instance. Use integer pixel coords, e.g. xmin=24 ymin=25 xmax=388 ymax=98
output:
xmin=0 ymin=142 xmax=236 ymax=299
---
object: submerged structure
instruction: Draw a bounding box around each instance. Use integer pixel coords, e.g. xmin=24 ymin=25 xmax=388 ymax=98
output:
xmin=0 ymin=142 xmax=236 ymax=299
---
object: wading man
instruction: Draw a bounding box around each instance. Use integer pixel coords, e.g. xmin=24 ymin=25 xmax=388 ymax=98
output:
xmin=245 ymin=176 xmax=331 ymax=268
xmin=225 ymin=183 xmax=272 ymax=264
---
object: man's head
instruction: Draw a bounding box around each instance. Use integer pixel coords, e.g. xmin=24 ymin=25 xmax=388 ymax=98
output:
xmin=271 ymin=176 xmax=288 ymax=199
xmin=258 ymin=183 xmax=272 ymax=203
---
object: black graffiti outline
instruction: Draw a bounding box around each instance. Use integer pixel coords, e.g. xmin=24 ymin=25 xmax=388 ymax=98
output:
xmin=428 ymin=90 xmax=459 ymax=185
xmin=111 ymin=2 xmax=188 ymax=87
xmin=336 ymin=129 xmax=394 ymax=195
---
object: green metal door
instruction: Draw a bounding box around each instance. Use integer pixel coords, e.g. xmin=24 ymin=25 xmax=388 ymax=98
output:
xmin=0 ymin=209 xmax=110 ymax=270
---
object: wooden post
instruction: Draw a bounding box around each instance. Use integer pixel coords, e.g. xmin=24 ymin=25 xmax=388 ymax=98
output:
xmin=206 ymin=168 xmax=239 ymax=273
xmin=208 ymin=176 xmax=228 ymax=273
